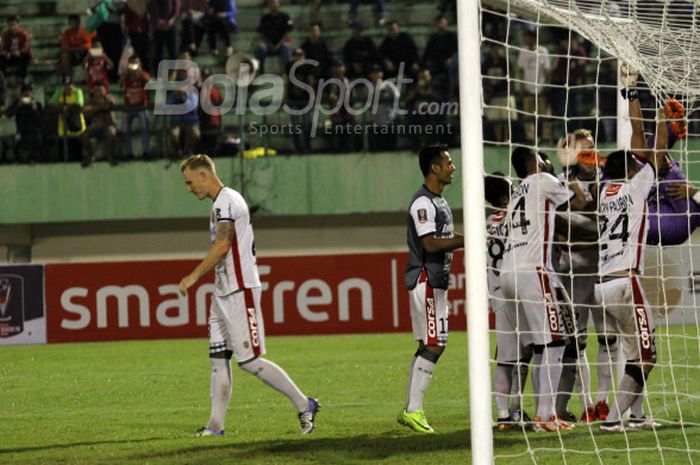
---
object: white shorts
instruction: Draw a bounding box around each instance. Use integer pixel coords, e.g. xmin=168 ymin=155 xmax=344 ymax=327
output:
xmin=594 ymin=275 xmax=656 ymax=363
xmin=409 ymin=271 xmax=448 ymax=346
xmin=492 ymin=288 xmax=532 ymax=362
xmin=500 ymin=267 xmax=569 ymax=346
xmin=209 ymin=287 xmax=267 ymax=363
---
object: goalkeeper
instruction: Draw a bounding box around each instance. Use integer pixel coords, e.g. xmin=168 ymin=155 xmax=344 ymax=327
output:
xmin=621 ymin=67 xmax=700 ymax=246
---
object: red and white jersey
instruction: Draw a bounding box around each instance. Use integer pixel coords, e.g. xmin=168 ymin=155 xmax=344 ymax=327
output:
xmin=210 ymin=187 xmax=261 ymax=296
xmin=501 ymin=172 xmax=573 ymax=273
xmin=486 ymin=209 xmax=508 ymax=298
xmin=598 ymin=164 xmax=655 ymax=276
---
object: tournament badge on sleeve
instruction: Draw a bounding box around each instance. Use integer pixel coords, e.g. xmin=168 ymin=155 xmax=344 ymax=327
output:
xmin=0 ymin=276 xmax=24 ymax=338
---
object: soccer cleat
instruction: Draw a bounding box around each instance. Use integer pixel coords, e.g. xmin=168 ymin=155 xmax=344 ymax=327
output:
xmin=556 ymin=411 xmax=577 ymax=423
xmin=398 ymin=409 xmax=435 ymax=434
xmin=299 ymin=397 xmax=320 ymax=434
xmin=628 ymin=415 xmax=661 ymax=430
xmin=594 ymin=400 xmax=610 ymax=421
xmin=580 ymin=406 xmax=596 ymax=423
xmin=195 ymin=426 xmax=224 ymax=437
xmin=600 ymin=421 xmax=628 ymax=433
xmin=533 ymin=415 xmax=575 ymax=432
xmin=496 ymin=417 xmax=513 ymax=432
xmin=533 ymin=415 xmax=558 ymax=432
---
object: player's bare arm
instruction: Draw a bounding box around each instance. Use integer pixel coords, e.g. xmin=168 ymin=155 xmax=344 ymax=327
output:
xmin=178 ymin=221 xmax=235 ymax=295
xmin=558 ymin=181 xmax=592 ymax=213
xmin=421 ymin=232 xmax=464 ymax=253
xmin=629 ymin=97 xmax=648 ymax=158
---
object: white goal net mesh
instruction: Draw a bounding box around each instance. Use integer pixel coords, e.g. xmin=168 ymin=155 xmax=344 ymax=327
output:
xmin=478 ymin=0 xmax=700 ymax=463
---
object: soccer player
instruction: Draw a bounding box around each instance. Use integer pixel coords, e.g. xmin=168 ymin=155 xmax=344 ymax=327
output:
xmin=485 ymin=172 xmax=533 ymax=431
xmin=178 ymin=154 xmax=320 ymax=437
xmin=595 ymin=150 xmax=661 ymax=432
xmin=621 ymin=67 xmax=699 ymax=246
xmin=399 ymin=145 xmax=464 ymax=434
xmin=500 ymin=147 xmax=590 ymax=432
xmin=554 ymin=132 xmax=614 ymax=423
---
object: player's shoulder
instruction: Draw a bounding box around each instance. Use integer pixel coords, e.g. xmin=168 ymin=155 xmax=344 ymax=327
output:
xmin=409 ymin=186 xmax=435 ymax=207
xmin=213 ymin=187 xmax=247 ymax=214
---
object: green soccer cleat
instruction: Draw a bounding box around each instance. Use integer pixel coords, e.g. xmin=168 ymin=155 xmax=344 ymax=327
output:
xmin=398 ymin=409 xmax=435 ymax=434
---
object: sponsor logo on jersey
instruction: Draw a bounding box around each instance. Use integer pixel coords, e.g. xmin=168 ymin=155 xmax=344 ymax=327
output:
xmin=247 ymin=306 xmax=260 ymax=348
xmin=426 ymin=297 xmax=436 ymax=339
xmin=635 ymin=306 xmax=651 ymax=350
xmin=605 ymin=183 xmax=623 ymax=197
xmin=417 ymin=209 xmax=428 ymax=224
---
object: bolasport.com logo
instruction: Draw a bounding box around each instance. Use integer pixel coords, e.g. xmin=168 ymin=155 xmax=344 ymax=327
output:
xmin=145 ymin=59 xmax=457 ymax=139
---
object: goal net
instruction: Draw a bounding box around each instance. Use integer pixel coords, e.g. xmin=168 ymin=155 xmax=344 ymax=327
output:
xmin=473 ymin=0 xmax=700 ymax=463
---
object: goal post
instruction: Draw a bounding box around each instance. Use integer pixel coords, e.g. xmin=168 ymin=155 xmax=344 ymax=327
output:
xmin=457 ymin=0 xmax=494 ymax=463
xmin=462 ymin=0 xmax=700 ymax=462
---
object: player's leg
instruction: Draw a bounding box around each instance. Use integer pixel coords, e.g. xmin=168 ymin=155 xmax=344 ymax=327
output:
xmin=227 ymin=288 xmax=320 ymax=433
xmin=510 ymin=346 xmax=532 ymax=422
xmin=399 ymin=275 xmax=448 ymax=433
xmin=592 ymin=303 xmax=619 ymax=420
xmin=527 ymin=270 xmax=569 ymax=431
xmin=599 ymin=277 xmax=657 ymax=431
xmin=493 ymin=294 xmax=517 ymax=428
xmin=196 ymin=297 xmax=232 ymax=436
xmin=554 ymin=286 xmax=580 ymax=422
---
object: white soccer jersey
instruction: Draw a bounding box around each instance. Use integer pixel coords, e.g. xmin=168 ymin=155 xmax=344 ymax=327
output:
xmin=501 ymin=172 xmax=573 ymax=273
xmin=598 ymin=164 xmax=655 ymax=276
xmin=486 ymin=209 xmax=508 ymax=297
xmin=210 ymin=187 xmax=261 ymax=296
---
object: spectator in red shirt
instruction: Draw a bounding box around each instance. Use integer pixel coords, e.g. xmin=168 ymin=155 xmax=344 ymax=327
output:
xmin=0 ymin=16 xmax=32 ymax=80
xmin=83 ymin=41 xmax=114 ymax=90
xmin=59 ymin=14 xmax=96 ymax=77
xmin=120 ymin=55 xmax=151 ymax=159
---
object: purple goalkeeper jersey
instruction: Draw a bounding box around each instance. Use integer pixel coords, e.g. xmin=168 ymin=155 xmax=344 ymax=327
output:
xmin=646 ymin=160 xmax=700 ymax=245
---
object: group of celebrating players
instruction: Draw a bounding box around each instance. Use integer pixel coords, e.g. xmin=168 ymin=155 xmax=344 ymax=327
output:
xmin=485 ymin=69 xmax=697 ymax=433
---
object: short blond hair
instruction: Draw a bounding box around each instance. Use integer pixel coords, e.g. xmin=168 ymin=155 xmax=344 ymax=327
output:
xmin=573 ymin=128 xmax=593 ymax=143
xmin=180 ymin=154 xmax=215 ymax=173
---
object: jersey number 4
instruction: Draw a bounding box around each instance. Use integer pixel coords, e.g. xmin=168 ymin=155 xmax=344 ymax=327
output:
xmin=600 ymin=213 xmax=630 ymax=250
xmin=511 ymin=197 xmax=531 ymax=235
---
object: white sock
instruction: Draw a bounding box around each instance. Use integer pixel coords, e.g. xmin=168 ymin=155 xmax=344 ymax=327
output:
xmin=607 ymin=373 xmax=643 ymax=423
xmin=510 ymin=360 xmax=529 ymax=413
xmin=494 ymin=364 xmax=513 ymax=418
xmin=406 ymin=355 xmax=436 ymax=412
xmin=240 ymin=357 xmax=308 ymax=412
xmin=576 ymin=350 xmax=593 ymax=409
xmin=536 ymin=345 xmax=565 ymax=420
xmin=630 ymin=391 xmax=645 ymax=417
xmin=597 ymin=342 xmax=619 ymax=403
xmin=531 ymin=356 xmax=541 ymax=414
xmin=207 ymin=358 xmax=232 ymax=432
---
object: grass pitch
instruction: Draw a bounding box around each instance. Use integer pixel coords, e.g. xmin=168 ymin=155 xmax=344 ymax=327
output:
xmin=1 ymin=330 xmax=699 ymax=465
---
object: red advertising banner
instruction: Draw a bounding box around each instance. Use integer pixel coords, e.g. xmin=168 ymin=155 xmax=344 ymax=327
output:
xmin=45 ymin=252 xmax=467 ymax=343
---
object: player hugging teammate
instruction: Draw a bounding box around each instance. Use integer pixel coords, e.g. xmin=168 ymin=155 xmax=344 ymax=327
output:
xmin=487 ymin=76 xmax=687 ymax=432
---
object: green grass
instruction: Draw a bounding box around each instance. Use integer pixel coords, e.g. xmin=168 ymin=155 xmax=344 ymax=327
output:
xmin=1 ymin=330 xmax=699 ymax=464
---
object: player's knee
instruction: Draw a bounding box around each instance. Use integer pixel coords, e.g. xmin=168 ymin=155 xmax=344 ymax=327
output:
xmin=415 ymin=345 xmax=443 ymax=363
xmin=597 ymin=336 xmax=618 ymax=350
xmin=625 ymin=363 xmax=645 ymax=386
xmin=239 ymin=356 xmax=263 ymax=376
xmin=563 ymin=343 xmax=578 ymax=360
xmin=209 ymin=348 xmax=233 ymax=360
